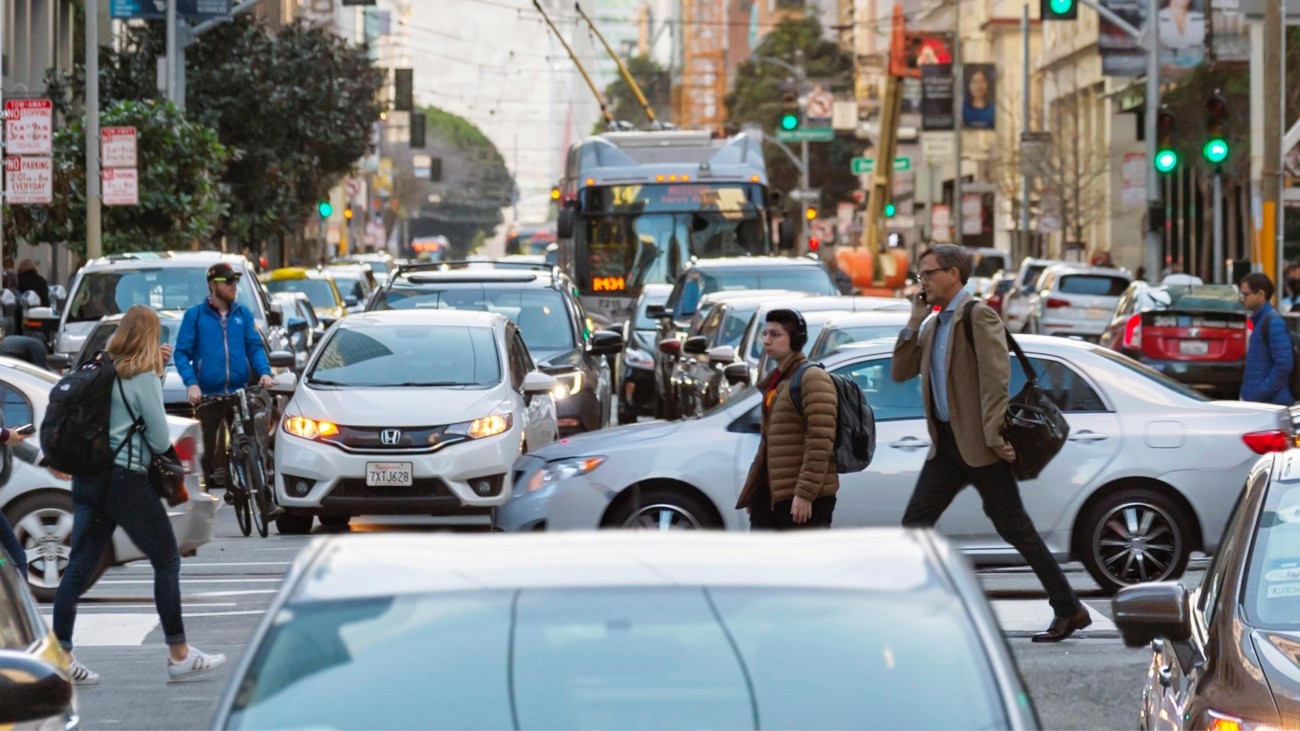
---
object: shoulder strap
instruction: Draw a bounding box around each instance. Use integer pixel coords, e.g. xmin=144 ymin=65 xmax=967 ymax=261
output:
xmin=114 ymin=377 xmax=150 ymax=470
xmin=788 ymin=361 xmax=820 ymax=414
xmin=961 ymin=298 xmax=1037 ymax=385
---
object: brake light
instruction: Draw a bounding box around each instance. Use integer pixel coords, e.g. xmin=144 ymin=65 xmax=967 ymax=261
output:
xmin=173 ymin=436 xmax=198 ymax=474
xmin=1123 ymin=314 xmax=1142 ymax=348
xmin=658 ymin=339 xmax=681 ymax=355
xmin=1045 ymin=298 xmax=1070 ymax=309
xmin=1242 ymin=430 xmax=1294 ymax=454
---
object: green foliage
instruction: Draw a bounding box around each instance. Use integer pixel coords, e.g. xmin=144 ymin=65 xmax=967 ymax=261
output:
xmin=724 ymin=17 xmax=857 ymax=208
xmin=594 ymin=54 xmax=671 ymax=132
xmin=4 ymin=99 xmax=227 ymax=258
xmin=414 ymin=105 xmax=514 ymax=252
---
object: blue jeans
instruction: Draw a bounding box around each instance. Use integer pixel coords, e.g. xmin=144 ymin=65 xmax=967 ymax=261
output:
xmin=53 ymin=466 xmax=186 ymax=650
xmin=0 ymin=511 xmax=26 ymax=578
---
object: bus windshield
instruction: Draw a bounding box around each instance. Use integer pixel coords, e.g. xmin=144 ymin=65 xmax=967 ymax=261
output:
xmin=575 ymin=183 xmax=769 ymax=296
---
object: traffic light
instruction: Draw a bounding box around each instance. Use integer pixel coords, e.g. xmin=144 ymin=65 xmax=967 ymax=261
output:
xmin=883 ymin=202 xmax=897 ymax=218
xmin=551 ymin=186 xmax=561 ymax=201
xmin=804 ymin=205 xmax=818 ymax=221
xmin=808 ymin=237 xmax=820 ymax=251
xmin=343 ymin=206 xmax=353 ymax=221
xmin=780 ymin=78 xmax=800 ymax=131
xmin=780 ymin=113 xmax=800 ymax=131
xmin=1041 ymin=0 xmax=1077 ymax=20
xmin=317 ymin=201 xmax=333 ymax=218
xmin=394 ymin=68 xmax=414 ymax=111
xmin=1203 ymin=92 xmax=1229 ymax=166
xmin=1155 ymin=107 xmax=1178 ymax=174
xmin=409 ymin=112 xmax=426 ymax=148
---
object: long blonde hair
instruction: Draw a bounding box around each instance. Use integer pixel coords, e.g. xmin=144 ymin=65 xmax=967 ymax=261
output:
xmin=109 ymin=305 xmax=165 ymax=378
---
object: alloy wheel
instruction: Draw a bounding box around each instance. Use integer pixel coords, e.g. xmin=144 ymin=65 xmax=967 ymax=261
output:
xmin=1092 ymin=501 xmax=1181 ymax=586
xmin=620 ymin=502 xmax=703 ymax=530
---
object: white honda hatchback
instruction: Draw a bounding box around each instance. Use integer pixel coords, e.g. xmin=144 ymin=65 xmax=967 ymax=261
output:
xmin=273 ymin=310 xmax=559 ymax=534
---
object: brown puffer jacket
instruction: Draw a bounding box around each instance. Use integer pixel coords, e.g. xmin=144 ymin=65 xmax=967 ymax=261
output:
xmin=735 ymin=351 xmax=839 ymax=509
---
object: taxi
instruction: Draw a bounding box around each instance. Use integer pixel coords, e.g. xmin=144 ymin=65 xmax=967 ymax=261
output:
xmin=259 ymin=268 xmax=348 ymax=325
xmin=0 ymin=548 xmax=77 ymax=729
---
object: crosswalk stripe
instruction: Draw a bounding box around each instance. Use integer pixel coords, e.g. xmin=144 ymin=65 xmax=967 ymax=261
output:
xmin=991 ymin=599 xmax=1116 ymax=633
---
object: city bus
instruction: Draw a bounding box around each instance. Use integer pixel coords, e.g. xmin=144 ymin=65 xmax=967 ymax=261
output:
xmin=556 ymin=129 xmax=773 ymax=323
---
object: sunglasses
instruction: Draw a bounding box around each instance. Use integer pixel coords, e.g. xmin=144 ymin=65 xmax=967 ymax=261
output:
xmin=209 ymin=277 xmax=239 ymax=284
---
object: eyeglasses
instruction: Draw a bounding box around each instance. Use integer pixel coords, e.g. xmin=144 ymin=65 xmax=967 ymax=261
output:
xmin=1238 ymin=290 xmax=1254 ymax=300
xmin=760 ymin=329 xmax=788 ymax=339
xmin=210 ymin=277 xmax=239 ymax=285
xmin=916 ymin=266 xmax=952 ymax=281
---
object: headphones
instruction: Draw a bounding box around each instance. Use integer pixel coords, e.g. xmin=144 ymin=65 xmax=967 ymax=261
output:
xmin=767 ymin=309 xmax=808 ymax=351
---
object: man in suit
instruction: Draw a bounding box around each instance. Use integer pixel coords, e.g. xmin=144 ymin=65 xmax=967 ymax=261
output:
xmin=892 ymin=244 xmax=1090 ymax=642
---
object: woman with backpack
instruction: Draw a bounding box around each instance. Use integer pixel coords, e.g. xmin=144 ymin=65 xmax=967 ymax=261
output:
xmin=51 ymin=305 xmax=226 ymax=685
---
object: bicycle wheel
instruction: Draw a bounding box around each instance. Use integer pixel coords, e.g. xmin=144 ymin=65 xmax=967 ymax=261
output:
xmin=242 ymin=442 xmax=270 ymax=538
xmin=227 ymin=439 xmax=252 ymax=537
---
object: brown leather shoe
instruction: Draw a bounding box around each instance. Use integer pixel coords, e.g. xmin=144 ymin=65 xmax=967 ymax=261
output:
xmin=1031 ymin=606 xmax=1092 ymax=643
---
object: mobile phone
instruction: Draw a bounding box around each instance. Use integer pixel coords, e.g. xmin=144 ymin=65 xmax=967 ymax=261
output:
xmin=15 ymin=424 xmax=35 ymax=436
xmin=918 ymin=291 xmax=928 ymax=304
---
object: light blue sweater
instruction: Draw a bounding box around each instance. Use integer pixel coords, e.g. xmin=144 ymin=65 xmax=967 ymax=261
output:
xmin=109 ymin=372 xmax=172 ymax=473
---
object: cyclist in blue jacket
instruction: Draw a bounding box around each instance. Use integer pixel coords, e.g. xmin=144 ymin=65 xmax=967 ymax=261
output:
xmin=174 ymin=263 xmax=276 ymax=496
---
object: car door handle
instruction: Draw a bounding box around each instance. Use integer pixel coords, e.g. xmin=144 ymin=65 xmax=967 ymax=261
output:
xmin=1068 ymin=431 xmax=1110 ymax=442
xmin=889 ymin=437 xmax=932 ymax=450
xmin=1157 ymin=662 xmax=1173 ymax=688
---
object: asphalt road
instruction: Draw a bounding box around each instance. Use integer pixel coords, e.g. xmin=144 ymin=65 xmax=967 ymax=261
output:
xmin=60 ymin=506 xmax=1186 ymax=730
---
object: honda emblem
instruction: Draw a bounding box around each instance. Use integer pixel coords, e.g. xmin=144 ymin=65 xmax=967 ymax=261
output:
xmin=380 ymin=429 xmax=402 ymax=446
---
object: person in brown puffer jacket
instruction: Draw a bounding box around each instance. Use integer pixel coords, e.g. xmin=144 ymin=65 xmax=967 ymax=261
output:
xmin=734 ymin=308 xmax=839 ymax=529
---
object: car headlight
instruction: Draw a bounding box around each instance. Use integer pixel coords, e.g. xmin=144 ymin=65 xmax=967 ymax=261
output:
xmin=525 ymin=456 xmax=606 ymax=492
xmin=447 ymin=413 xmax=513 ymax=439
xmin=283 ymin=416 xmax=340 ymax=440
xmin=1205 ymin=710 xmax=1286 ymax=731
xmin=624 ymin=347 xmax=654 ymax=370
xmin=551 ymin=371 xmax=584 ymax=400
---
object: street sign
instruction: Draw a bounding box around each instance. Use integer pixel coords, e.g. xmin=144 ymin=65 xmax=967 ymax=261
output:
xmin=851 ymin=157 xmax=911 ymax=174
xmin=103 ymin=168 xmax=139 ymax=206
xmin=101 ymin=126 xmax=137 ymax=169
xmin=4 ymin=156 xmax=52 ymax=204
xmin=776 ymin=128 xmax=834 ymax=143
xmin=921 ymin=132 xmax=955 ymax=161
xmin=4 ymin=99 xmax=52 ymax=156
xmin=788 ymin=188 xmax=822 ymax=202
xmin=110 ymin=0 xmax=231 ymax=21
xmin=805 ymin=85 xmax=834 ymax=125
xmin=832 ymin=100 xmax=857 ymax=131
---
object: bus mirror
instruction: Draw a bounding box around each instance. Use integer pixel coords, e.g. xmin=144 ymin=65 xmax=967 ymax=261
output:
xmin=769 ymin=190 xmax=783 ymax=208
xmin=778 ymin=218 xmax=797 ymax=252
xmin=557 ymin=205 xmax=575 ymax=239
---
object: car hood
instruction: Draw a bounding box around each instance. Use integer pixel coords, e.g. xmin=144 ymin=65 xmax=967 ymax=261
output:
xmin=1249 ymin=629 xmax=1300 ymax=717
xmin=291 ymin=384 xmax=508 ymax=426
xmin=533 ymin=347 xmax=584 ymax=371
xmin=531 ymin=419 xmax=683 ymax=459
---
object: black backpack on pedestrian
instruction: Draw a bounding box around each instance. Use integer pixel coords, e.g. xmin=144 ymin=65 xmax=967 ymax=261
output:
xmin=1260 ymin=312 xmax=1300 ymax=399
xmin=788 ymin=362 xmax=876 ymax=473
xmin=40 ymin=351 xmax=121 ymax=477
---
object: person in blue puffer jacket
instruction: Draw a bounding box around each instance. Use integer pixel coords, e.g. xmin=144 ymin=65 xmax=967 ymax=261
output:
xmin=1240 ymin=272 xmax=1295 ymax=406
xmin=174 ymin=263 xmax=276 ymax=495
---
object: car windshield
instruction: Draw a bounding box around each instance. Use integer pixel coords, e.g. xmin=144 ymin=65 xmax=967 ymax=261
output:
xmin=361 ymin=260 xmax=390 ymax=275
xmin=1058 ymin=275 xmax=1129 ymax=297
xmin=1091 ymin=347 xmax=1211 ymax=401
xmin=224 ymin=587 xmax=1007 ymax=730
xmin=331 ymin=275 xmax=367 ymax=301
xmin=265 ymin=278 xmax=338 ymax=310
xmin=66 ymin=268 xmax=259 ymax=323
xmin=80 ymin=319 xmax=183 ymax=367
xmin=372 ymin=287 xmax=576 ymax=352
xmin=811 ymin=325 xmax=902 ymax=358
xmin=308 ymin=325 xmax=499 ymax=387
xmin=1244 ymin=483 xmax=1300 ymax=631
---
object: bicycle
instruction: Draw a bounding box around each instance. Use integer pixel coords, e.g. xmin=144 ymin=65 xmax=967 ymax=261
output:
xmin=204 ymin=387 xmax=278 ymax=537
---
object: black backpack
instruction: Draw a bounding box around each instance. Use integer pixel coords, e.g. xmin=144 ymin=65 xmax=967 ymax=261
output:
xmin=1260 ymin=312 xmax=1300 ymax=398
xmin=40 ymin=351 xmax=124 ymax=477
xmin=788 ymin=362 xmax=876 ymax=473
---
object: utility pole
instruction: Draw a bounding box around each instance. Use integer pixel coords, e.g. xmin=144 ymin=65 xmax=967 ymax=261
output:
xmin=796 ymin=50 xmax=810 ymax=250
xmin=1020 ymin=4 xmax=1031 ymax=260
xmin=1141 ymin=0 xmax=1162 ymax=283
xmin=166 ymin=0 xmax=178 ymax=105
xmin=86 ymin=0 xmax=102 ymax=261
xmin=1268 ymin=0 xmax=1286 ymax=299
xmin=953 ymin=0 xmax=963 ymax=246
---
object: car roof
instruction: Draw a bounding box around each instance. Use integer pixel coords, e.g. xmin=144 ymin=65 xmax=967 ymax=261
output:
xmin=685 ymin=256 xmax=824 ymax=271
xmin=83 ymin=250 xmax=250 ymax=270
xmin=751 ymin=295 xmax=907 ymax=316
xmin=821 ymin=310 xmax=912 ymax=327
xmin=701 ymin=289 xmax=815 ymax=306
xmin=264 ymin=267 xmax=331 ymax=281
xmin=825 ymin=331 xmax=1103 ymax=364
xmin=286 ymin=529 xmax=944 ymax=604
xmin=638 ymin=283 xmax=674 ymax=297
xmin=397 ymin=270 xmax=555 ymax=286
xmin=336 ymin=309 xmax=508 ymax=329
xmin=1045 ymin=264 xmax=1130 ymax=278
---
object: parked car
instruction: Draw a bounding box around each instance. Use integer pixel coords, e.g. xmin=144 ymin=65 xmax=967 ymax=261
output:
xmin=502 ymin=335 xmax=1296 ymax=594
xmin=0 ymin=356 xmax=217 ymax=601
xmin=271 ymin=291 xmax=324 ymax=367
xmin=54 ymin=251 xmax=290 ymax=366
xmin=272 ymin=310 xmax=559 ymax=534
xmin=0 ymin=546 xmax=76 ymax=730
xmin=616 ymin=283 xmax=672 ymax=424
xmin=211 ymin=530 xmax=1039 ymax=730
xmin=333 ymin=253 xmax=396 ymax=285
xmin=367 ymin=263 xmax=622 ymax=435
xmin=325 ymin=263 xmax=379 ymax=308
xmin=649 ymin=257 xmax=840 ymax=420
xmin=1002 ymin=258 xmax=1063 ymax=333
xmin=261 ymin=267 xmax=349 ymax=326
xmin=968 ymin=247 xmax=1014 ymax=280
xmin=805 ymin=310 xmax=912 ymax=360
xmin=984 ymin=272 xmax=1018 ymax=315
xmin=1023 ymin=265 xmax=1131 ymax=340
xmin=1113 ymin=447 xmax=1300 ymax=730
xmin=1099 ymin=281 xmax=1247 ymax=399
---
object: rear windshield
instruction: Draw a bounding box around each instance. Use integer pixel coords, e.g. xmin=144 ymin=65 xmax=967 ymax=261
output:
xmin=67 ymin=268 xmax=260 ymax=323
xmin=1058 ymin=275 xmax=1129 ymax=297
xmin=1146 ymin=285 xmax=1244 ymax=313
xmin=676 ymin=267 xmax=837 ymax=317
xmin=372 ymin=286 xmax=576 ymax=352
xmin=309 ymin=325 xmax=499 ymax=388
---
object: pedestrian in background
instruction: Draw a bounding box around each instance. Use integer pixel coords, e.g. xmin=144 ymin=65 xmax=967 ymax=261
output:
xmin=1281 ymin=263 xmax=1300 ymax=312
xmin=52 ymin=305 xmax=226 ymax=686
xmin=16 ymin=258 xmax=49 ymax=307
xmin=734 ymin=308 xmax=839 ymax=529
xmin=1240 ymin=272 xmax=1294 ymax=405
xmin=891 ymin=244 xmax=1090 ymax=642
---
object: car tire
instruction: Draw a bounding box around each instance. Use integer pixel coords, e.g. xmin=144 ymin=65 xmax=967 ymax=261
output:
xmin=275 ymin=511 xmax=314 ymax=535
xmin=617 ymin=405 xmax=636 ymax=425
xmin=5 ymin=491 xmax=111 ymax=603
xmin=318 ymin=515 xmax=350 ymax=529
xmin=1079 ymin=488 xmax=1192 ymax=595
xmin=603 ymin=486 xmax=720 ymax=530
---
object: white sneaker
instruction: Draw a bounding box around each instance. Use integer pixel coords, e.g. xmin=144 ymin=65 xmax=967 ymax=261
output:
xmin=166 ymin=647 xmax=226 ymax=681
xmin=68 ymin=659 xmax=100 ymax=686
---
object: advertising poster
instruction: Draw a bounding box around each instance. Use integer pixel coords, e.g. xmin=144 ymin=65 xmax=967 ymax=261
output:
xmin=1101 ymin=0 xmax=1205 ymax=76
xmin=962 ymin=64 xmax=996 ymax=130
xmin=919 ymin=34 xmax=954 ymax=131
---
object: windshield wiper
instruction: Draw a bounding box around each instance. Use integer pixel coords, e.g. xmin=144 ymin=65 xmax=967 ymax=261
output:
xmin=394 ymin=381 xmax=465 ymax=387
xmin=307 ymin=377 xmax=342 ymax=386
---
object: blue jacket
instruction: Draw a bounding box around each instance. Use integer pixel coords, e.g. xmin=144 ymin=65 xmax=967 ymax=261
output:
xmin=175 ymin=299 xmax=271 ymax=396
xmin=1243 ymin=303 xmax=1295 ymax=405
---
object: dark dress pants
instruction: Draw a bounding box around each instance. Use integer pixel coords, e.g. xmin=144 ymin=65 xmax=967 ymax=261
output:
xmin=748 ymin=481 xmax=837 ymax=530
xmin=902 ymin=421 xmax=1080 ymax=617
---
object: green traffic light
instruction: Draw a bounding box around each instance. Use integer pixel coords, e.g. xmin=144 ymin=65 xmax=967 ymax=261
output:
xmin=1154 ymin=149 xmax=1179 ymax=174
xmin=1203 ymin=138 xmax=1229 ymax=164
xmin=1048 ymin=0 xmax=1074 ymax=14
xmin=317 ymin=201 xmax=333 ymax=218
xmin=883 ymin=202 xmax=896 ymax=217
xmin=780 ymin=113 xmax=799 ymax=131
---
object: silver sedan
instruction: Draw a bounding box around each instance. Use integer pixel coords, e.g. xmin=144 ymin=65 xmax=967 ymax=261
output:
xmin=501 ymin=336 xmax=1294 ymax=594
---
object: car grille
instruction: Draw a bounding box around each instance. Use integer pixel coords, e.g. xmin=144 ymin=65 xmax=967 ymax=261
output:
xmin=330 ymin=477 xmax=453 ymax=500
xmin=320 ymin=425 xmax=467 ymax=454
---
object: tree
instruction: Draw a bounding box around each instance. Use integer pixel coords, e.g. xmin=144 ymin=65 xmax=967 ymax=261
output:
xmin=48 ymin=18 xmax=383 ymax=258
xmin=5 ymin=99 xmax=227 ymax=257
xmin=725 ymin=17 xmax=857 ymax=209
xmin=594 ymin=54 xmax=671 ymax=131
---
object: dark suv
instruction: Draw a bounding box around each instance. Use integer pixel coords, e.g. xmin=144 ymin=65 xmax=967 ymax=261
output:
xmin=367 ymin=262 xmax=623 ymax=435
xmin=649 ymin=257 xmax=839 ymax=419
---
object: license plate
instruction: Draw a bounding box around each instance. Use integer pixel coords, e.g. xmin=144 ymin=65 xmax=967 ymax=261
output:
xmin=366 ymin=462 xmax=413 ymax=487
xmin=1179 ymin=340 xmax=1210 ymax=356
xmin=1086 ymin=307 xmax=1108 ymax=319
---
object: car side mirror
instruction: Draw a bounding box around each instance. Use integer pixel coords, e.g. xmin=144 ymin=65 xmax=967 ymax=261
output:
xmin=267 ymin=309 xmax=283 ymax=327
xmin=48 ymin=352 xmax=70 ymax=371
xmin=0 ymin=650 xmax=73 ymax=724
xmin=707 ymin=345 xmax=736 ymax=364
xmin=724 ymin=363 xmax=750 ymax=386
xmin=270 ymin=371 xmax=298 ymax=395
xmin=344 ymin=296 xmax=359 ymax=308
xmin=645 ymin=304 xmax=669 ymax=320
xmin=523 ymin=370 xmax=559 ymax=395
xmin=287 ymin=316 xmax=308 ymax=334
xmin=588 ymin=329 xmax=624 ymax=356
xmin=682 ymin=335 xmax=708 ymax=355
xmin=1112 ymin=582 xmax=1191 ymax=648
xmin=268 ymin=350 xmax=296 ymax=369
